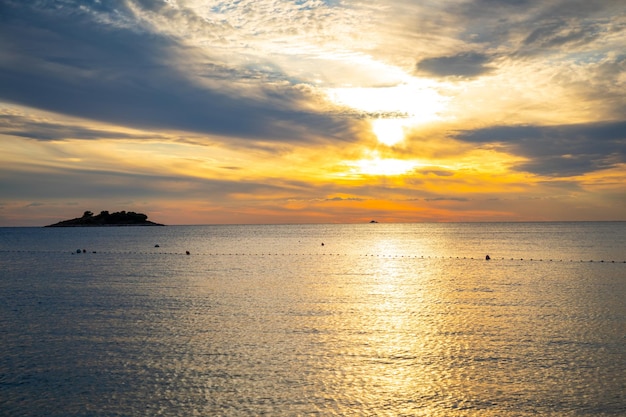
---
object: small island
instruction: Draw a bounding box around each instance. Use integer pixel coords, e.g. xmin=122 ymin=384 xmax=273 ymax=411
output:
xmin=45 ymin=210 xmax=164 ymax=227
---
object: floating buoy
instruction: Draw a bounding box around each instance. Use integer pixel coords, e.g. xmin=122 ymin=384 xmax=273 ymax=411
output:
xmin=485 ymin=255 xmax=491 ymax=260
xmin=186 ymin=251 xmax=190 ymax=255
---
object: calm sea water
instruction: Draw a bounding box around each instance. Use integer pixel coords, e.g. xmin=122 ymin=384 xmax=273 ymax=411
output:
xmin=1 ymin=223 xmax=625 ymax=416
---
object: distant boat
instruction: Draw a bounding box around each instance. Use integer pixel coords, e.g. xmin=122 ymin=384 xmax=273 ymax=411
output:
xmin=369 ymin=220 xmax=378 ymax=223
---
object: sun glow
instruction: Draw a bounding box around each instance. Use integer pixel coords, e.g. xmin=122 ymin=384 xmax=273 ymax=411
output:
xmin=349 ymin=154 xmax=422 ymax=176
xmin=371 ymin=118 xmax=406 ymax=146
xmin=328 ymin=80 xmax=446 ymax=118
xmin=327 ymin=78 xmax=448 ymax=146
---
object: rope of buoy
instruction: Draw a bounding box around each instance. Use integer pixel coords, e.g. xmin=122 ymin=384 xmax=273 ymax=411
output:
xmin=1 ymin=250 xmax=624 ymax=264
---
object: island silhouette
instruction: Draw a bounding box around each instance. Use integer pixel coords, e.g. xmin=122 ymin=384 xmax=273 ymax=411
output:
xmin=45 ymin=210 xmax=164 ymax=227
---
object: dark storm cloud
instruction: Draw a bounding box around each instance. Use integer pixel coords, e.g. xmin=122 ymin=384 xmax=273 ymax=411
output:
xmin=416 ymin=52 xmax=494 ymax=78
xmin=0 ymin=2 xmax=352 ymax=143
xmin=454 ymin=121 xmax=626 ymax=176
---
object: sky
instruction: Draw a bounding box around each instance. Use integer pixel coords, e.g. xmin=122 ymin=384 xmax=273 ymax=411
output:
xmin=1 ymin=0 xmax=625 ymax=226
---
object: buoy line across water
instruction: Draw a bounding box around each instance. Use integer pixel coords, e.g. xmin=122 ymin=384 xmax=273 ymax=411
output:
xmin=1 ymin=250 xmax=625 ymax=264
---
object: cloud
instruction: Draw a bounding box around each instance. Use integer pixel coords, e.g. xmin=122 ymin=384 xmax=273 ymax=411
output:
xmin=0 ymin=162 xmax=291 ymax=201
xmin=522 ymin=19 xmax=596 ymax=49
xmin=0 ymin=2 xmax=355 ymax=143
xmin=424 ymin=197 xmax=469 ymax=202
xmin=416 ymin=52 xmax=494 ymax=78
xmin=454 ymin=121 xmax=626 ymax=176
xmin=412 ymin=0 xmax=626 ymax=59
xmin=325 ymin=196 xmax=366 ymax=202
xmin=0 ymin=111 xmax=159 ymax=142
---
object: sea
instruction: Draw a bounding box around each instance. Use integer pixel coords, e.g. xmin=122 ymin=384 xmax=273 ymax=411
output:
xmin=0 ymin=222 xmax=625 ymax=416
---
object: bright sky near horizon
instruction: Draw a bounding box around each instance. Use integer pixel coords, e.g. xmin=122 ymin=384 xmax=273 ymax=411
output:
xmin=1 ymin=0 xmax=625 ymax=226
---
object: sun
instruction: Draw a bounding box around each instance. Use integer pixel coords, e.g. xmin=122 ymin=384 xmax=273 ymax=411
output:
xmin=327 ymin=78 xmax=448 ymax=145
xmin=371 ymin=118 xmax=406 ymax=146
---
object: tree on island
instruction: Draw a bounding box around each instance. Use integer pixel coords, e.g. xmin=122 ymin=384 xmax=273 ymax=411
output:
xmin=46 ymin=210 xmax=164 ymax=227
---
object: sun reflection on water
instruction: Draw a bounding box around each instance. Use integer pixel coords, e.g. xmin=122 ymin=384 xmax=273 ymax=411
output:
xmin=324 ymin=238 xmax=444 ymax=414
